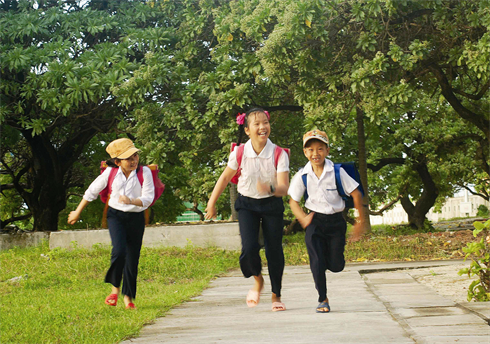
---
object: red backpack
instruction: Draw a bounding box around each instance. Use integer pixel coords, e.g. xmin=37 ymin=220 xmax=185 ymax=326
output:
xmin=230 ymin=143 xmax=290 ymax=184
xmin=99 ymin=162 xmax=165 ymax=227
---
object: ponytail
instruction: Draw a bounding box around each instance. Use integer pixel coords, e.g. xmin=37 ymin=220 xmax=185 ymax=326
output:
xmin=105 ymin=158 xmax=119 ymax=168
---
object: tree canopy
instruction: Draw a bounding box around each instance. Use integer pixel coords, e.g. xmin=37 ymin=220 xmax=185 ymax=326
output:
xmin=1 ymin=0 xmax=488 ymax=231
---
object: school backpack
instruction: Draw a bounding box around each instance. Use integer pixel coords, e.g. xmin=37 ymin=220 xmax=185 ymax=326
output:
xmin=230 ymin=143 xmax=291 ymax=184
xmin=99 ymin=162 xmax=165 ymax=227
xmin=301 ymin=162 xmax=364 ymax=209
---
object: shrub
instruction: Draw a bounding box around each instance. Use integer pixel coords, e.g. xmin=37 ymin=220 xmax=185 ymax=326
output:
xmin=477 ymin=204 xmax=489 ymax=218
xmin=458 ymin=220 xmax=490 ymax=301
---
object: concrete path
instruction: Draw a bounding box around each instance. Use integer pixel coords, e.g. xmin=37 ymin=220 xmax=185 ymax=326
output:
xmin=121 ymin=260 xmax=490 ymax=344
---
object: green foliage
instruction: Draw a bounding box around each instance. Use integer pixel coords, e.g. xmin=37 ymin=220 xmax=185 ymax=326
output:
xmin=2 ymin=0 xmax=489 ymax=232
xmin=477 ymin=205 xmax=489 ymax=218
xmin=458 ymin=220 xmax=490 ymax=301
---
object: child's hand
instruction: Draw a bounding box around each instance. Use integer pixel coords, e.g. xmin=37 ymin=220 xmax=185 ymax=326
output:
xmin=67 ymin=211 xmax=80 ymax=225
xmin=204 ymin=204 xmax=217 ymax=220
xmin=298 ymin=212 xmax=315 ymax=229
xmin=348 ymin=222 xmax=365 ymax=242
xmin=256 ymin=180 xmax=272 ymax=195
xmin=119 ymin=195 xmax=131 ymax=204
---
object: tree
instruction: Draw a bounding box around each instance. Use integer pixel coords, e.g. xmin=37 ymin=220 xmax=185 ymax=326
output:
xmin=0 ymin=0 xmax=172 ymax=231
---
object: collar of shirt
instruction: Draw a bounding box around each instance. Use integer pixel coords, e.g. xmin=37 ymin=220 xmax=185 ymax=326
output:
xmin=302 ymin=159 xmax=334 ymax=180
xmin=112 ymin=167 xmax=138 ymax=196
xmin=243 ymin=138 xmax=274 ymax=159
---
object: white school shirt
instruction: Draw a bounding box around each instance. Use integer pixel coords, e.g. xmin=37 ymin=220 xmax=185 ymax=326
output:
xmin=83 ymin=166 xmax=155 ymax=212
xmin=227 ymin=139 xmax=289 ymax=199
xmin=288 ymin=159 xmax=359 ymax=215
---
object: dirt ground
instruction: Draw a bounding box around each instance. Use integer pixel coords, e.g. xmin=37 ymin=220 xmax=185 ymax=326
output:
xmin=407 ymin=263 xmax=478 ymax=303
xmin=391 ymin=229 xmax=481 ymax=303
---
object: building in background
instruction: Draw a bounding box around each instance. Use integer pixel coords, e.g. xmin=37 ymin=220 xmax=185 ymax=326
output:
xmin=370 ymin=190 xmax=489 ymax=225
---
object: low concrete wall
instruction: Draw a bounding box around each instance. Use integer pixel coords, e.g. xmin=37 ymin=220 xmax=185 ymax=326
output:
xmin=0 ymin=232 xmax=50 ymax=251
xmin=49 ymin=222 xmax=241 ymax=251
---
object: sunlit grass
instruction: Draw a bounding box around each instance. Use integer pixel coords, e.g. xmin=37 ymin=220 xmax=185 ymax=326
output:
xmin=0 ymin=242 xmax=239 ymax=344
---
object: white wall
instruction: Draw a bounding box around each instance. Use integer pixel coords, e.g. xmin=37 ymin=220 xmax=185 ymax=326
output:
xmin=370 ymin=190 xmax=489 ymax=225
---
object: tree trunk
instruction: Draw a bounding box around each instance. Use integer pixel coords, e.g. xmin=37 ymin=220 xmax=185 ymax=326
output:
xmin=25 ymin=156 xmax=68 ymax=232
xmin=400 ymin=162 xmax=439 ymax=229
xmin=15 ymin=125 xmax=102 ymax=231
xmin=356 ymin=106 xmax=372 ymax=233
xmin=230 ymin=183 xmax=238 ymax=221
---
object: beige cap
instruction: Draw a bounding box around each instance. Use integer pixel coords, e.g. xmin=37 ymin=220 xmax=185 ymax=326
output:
xmin=106 ymin=138 xmax=141 ymax=159
xmin=303 ymin=129 xmax=329 ymax=147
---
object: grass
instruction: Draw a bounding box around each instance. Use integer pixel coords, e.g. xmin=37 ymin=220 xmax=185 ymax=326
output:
xmin=0 ymin=242 xmax=239 ymax=344
xmin=282 ymin=224 xmax=467 ymax=264
xmin=1 ymin=225 xmax=469 ymax=344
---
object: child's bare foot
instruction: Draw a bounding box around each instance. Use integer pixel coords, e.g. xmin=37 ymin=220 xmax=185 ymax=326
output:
xmin=246 ymin=275 xmax=264 ymax=307
xmin=271 ymin=293 xmax=286 ymax=311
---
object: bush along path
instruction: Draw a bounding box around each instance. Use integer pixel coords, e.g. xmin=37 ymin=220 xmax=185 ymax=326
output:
xmin=458 ymin=219 xmax=490 ymax=301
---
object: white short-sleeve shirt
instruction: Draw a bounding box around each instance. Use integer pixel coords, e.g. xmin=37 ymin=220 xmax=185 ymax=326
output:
xmin=227 ymin=139 xmax=289 ymax=199
xmin=288 ymin=159 xmax=359 ymax=214
xmin=83 ymin=166 xmax=155 ymax=212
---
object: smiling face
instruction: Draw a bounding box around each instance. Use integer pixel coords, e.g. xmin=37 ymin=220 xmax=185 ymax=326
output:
xmin=244 ymin=111 xmax=270 ymax=147
xmin=303 ymin=139 xmax=329 ymax=167
xmin=115 ymin=152 xmax=140 ymax=176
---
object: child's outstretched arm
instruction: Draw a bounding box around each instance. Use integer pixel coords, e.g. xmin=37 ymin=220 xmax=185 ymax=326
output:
xmin=275 ymin=171 xmax=289 ymax=197
xmin=67 ymin=198 xmax=90 ymax=225
xmin=349 ymin=188 xmax=365 ymax=242
xmin=289 ymin=198 xmax=314 ymax=229
xmin=205 ymin=166 xmax=237 ymax=220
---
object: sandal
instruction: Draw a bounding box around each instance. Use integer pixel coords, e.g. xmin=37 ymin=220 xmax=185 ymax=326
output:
xmin=105 ymin=293 xmax=118 ymax=306
xmin=272 ymin=301 xmax=286 ymax=312
xmin=125 ymin=302 xmax=136 ymax=310
xmin=246 ymin=289 xmax=260 ymax=308
xmin=316 ymin=300 xmax=330 ymax=313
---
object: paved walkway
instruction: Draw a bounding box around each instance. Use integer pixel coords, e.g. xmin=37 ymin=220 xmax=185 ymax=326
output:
xmin=122 ymin=260 xmax=490 ymax=344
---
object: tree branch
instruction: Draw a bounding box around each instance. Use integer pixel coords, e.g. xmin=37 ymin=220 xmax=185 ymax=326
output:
xmin=452 ymin=78 xmax=490 ymax=101
xmin=0 ymin=213 xmax=32 ymax=229
xmin=426 ymin=62 xmax=490 ymax=140
xmin=459 ymin=184 xmax=489 ymax=202
xmin=389 ymin=9 xmax=434 ymax=25
xmin=367 ymin=158 xmax=406 ymax=172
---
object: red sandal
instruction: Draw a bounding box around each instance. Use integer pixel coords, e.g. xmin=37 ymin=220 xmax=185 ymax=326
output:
xmin=105 ymin=293 xmax=118 ymax=306
xmin=125 ymin=302 xmax=136 ymax=310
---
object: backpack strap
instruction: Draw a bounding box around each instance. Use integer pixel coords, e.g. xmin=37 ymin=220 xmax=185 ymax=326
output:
xmin=236 ymin=144 xmax=245 ymax=168
xmin=301 ymin=174 xmax=309 ymax=201
xmin=102 ymin=167 xmax=118 ymax=228
xmin=334 ymin=163 xmax=346 ymax=197
xmin=107 ymin=167 xmax=118 ymax=193
xmin=273 ymin=145 xmax=282 ymax=168
xmin=273 ymin=145 xmax=290 ymax=169
xmin=136 ymin=166 xmax=144 ymax=186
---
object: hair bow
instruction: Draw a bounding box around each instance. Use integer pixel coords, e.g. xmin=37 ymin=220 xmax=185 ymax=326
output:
xmin=264 ymin=110 xmax=270 ymax=119
xmin=236 ymin=113 xmax=246 ymax=125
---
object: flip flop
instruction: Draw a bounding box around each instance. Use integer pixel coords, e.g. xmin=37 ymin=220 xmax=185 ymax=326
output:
xmin=105 ymin=293 xmax=118 ymax=306
xmin=272 ymin=301 xmax=286 ymax=312
xmin=246 ymin=289 xmax=260 ymax=308
xmin=125 ymin=302 xmax=136 ymax=310
xmin=316 ymin=300 xmax=330 ymax=313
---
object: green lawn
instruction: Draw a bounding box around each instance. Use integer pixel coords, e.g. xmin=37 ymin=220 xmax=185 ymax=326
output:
xmin=1 ymin=226 xmax=467 ymax=344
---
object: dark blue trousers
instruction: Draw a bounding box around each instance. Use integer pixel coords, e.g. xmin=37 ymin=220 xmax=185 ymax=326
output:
xmin=235 ymin=194 xmax=285 ymax=297
xmin=105 ymin=207 xmax=145 ymax=299
xmin=305 ymin=212 xmax=346 ymax=302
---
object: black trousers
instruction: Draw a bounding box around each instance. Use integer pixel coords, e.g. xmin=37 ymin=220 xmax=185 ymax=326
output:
xmin=105 ymin=207 xmax=145 ymax=299
xmin=235 ymin=194 xmax=285 ymax=297
xmin=305 ymin=212 xmax=346 ymax=302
